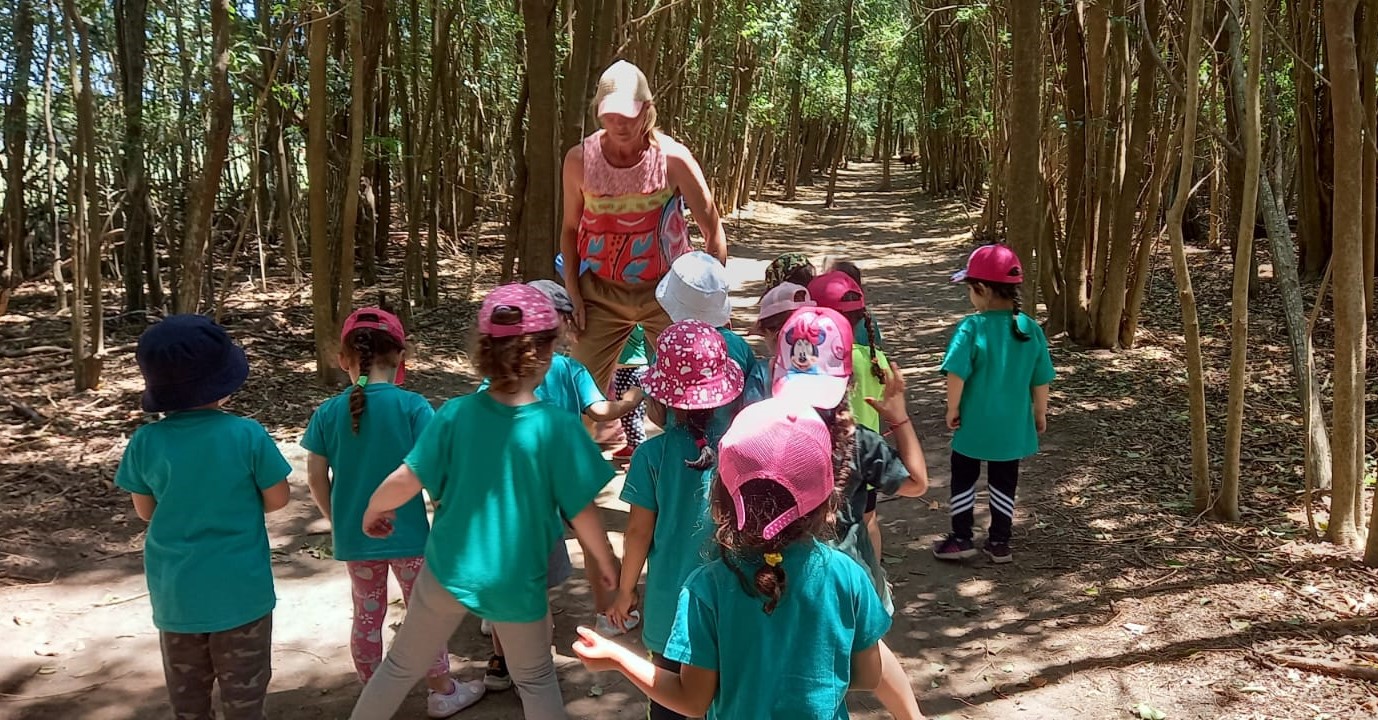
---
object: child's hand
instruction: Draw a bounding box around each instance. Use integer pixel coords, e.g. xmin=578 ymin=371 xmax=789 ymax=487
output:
xmin=571 ymin=626 xmax=619 ymax=672
xmin=1036 ymin=414 xmax=1047 ymax=434
xmin=362 ymin=508 xmax=396 ymax=538
xmin=620 ymin=385 xmax=645 ymax=405
xmin=609 ymin=588 xmax=639 ymax=630
xmin=595 ymin=558 xmax=621 ymax=610
xmin=945 ymin=406 xmax=961 ymax=430
xmin=864 ymin=362 xmax=909 ymax=426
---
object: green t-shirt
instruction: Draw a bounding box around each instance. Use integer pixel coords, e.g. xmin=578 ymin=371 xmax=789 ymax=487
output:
xmin=717 ymin=327 xmax=757 ymax=380
xmin=115 ymin=410 xmax=291 ymax=633
xmin=478 ymin=354 xmax=605 ymax=416
xmin=404 ymin=392 xmax=615 ymax=623
xmin=664 ymin=540 xmax=891 ymax=720
xmin=940 ymin=311 xmax=1056 ymax=462
xmin=618 ymin=325 xmax=650 ymax=366
xmin=302 ymin=383 xmax=434 ymax=561
xmin=847 ymin=348 xmax=891 ymax=432
xmin=619 ymin=427 xmax=721 ymax=653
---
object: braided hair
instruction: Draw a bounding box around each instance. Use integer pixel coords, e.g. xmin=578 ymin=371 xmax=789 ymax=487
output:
xmin=343 ymin=322 xmax=405 ymax=434
xmin=967 ymin=280 xmax=1031 ymax=342
xmin=709 ymin=478 xmax=836 ymax=615
xmin=816 ymin=397 xmax=857 ymax=492
xmin=679 ymin=408 xmax=718 ymax=470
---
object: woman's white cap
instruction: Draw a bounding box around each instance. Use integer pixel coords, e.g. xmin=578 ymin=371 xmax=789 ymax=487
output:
xmin=657 ymin=251 xmax=732 ymax=328
xmin=597 ymin=60 xmax=653 ymax=118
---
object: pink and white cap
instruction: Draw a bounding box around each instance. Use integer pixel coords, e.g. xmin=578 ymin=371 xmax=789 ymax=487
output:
xmin=478 ymin=283 xmax=561 ymax=338
xmin=596 ymin=60 xmax=652 ymax=119
xmin=772 ymin=307 xmax=854 ymax=409
xmin=341 ymin=307 xmax=408 ymax=384
xmin=951 ymin=243 xmax=1024 ymax=284
xmin=719 ymin=397 xmax=836 ymax=540
xmin=754 ymin=282 xmax=815 ymax=333
xmin=641 ymin=320 xmax=744 ymax=410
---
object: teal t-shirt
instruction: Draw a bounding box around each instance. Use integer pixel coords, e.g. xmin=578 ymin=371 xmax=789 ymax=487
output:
xmin=717 ymin=327 xmax=757 ymax=379
xmin=478 ymin=354 xmax=605 ymax=416
xmin=618 ymin=325 xmax=650 ymax=366
xmin=404 ymin=392 xmax=615 ymax=622
xmin=619 ymin=426 xmax=722 ymax=653
xmin=115 ymin=410 xmax=291 ymax=633
xmin=301 ymin=383 xmax=434 ymax=561
xmin=940 ymin=311 xmax=1056 ymax=462
xmin=742 ymin=358 xmax=772 ymax=407
xmin=853 ymin=317 xmax=883 ymax=347
xmin=664 ymin=540 xmax=891 ymax=719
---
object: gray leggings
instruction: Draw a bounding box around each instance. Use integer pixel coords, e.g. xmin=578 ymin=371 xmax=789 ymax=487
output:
xmin=349 ymin=565 xmax=566 ymax=720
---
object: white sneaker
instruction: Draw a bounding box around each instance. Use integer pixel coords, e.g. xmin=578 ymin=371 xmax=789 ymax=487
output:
xmin=427 ymin=678 xmax=485 ymax=718
xmin=480 ymin=618 xmax=493 ymax=636
xmin=595 ymin=611 xmax=640 ymax=637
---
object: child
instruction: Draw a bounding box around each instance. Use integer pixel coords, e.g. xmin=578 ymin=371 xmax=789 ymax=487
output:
xmin=808 ymin=270 xmax=892 ymax=557
xmin=656 ymin=250 xmax=757 ymax=380
xmin=823 ymin=259 xmax=884 ymax=346
xmin=935 ymin=244 xmax=1054 ymax=564
xmin=772 ymin=307 xmax=929 ymax=720
xmin=115 ymin=314 xmax=292 ymax=719
xmin=349 ymin=284 xmax=621 ymax=720
xmin=743 ymin=281 xmax=815 ymax=405
xmin=611 ymin=324 xmax=650 ymax=463
xmin=302 ymin=308 xmax=481 ymax=716
xmin=763 ymin=251 xmax=816 ymax=291
xmin=607 ymin=320 xmax=745 ymax=720
xmin=573 ymin=398 xmax=890 ymax=719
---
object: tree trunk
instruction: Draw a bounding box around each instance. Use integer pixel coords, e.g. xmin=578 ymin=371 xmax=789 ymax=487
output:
xmin=375 ymin=28 xmax=393 ymax=267
xmin=563 ymin=0 xmax=597 ymax=154
xmin=1005 ymin=0 xmax=1042 ymax=266
xmin=175 ymin=0 xmax=234 ymax=313
xmin=518 ymin=0 xmax=560 ymax=280
xmin=42 ymin=3 xmax=64 ymax=312
xmin=782 ymin=68 xmax=804 ymax=199
xmin=1360 ymin=1 xmax=1378 ymax=314
xmin=1122 ymin=102 xmax=1178 ymax=348
xmin=1058 ymin=5 xmax=1094 ymax=340
xmin=307 ymin=3 xmax=336 ymax=381
xmin=825 ymin=0 xmax=855 ymax=209
xmin=61 ymin=0 xmax=104 ymax=390
xmin=115 ymin=0 xmax=150 ymax=312
xmin=1296 ymin=0 xmax=1327 ymax=276
xmin=1167 ymin=0 xmax=1212 ymax=514
xmin=1323 ymin=0 xmax=1366 ymax=548
xmin=2 ymin=0 xmax=36 ymax=313
xmin=1216 ymin=0 xmax=1266 ymax=522
xmin=338 ymin=0 xmax=365 ymax=320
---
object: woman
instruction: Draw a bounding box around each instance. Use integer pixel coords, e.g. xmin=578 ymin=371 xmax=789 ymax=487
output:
xmin=561 ymin=59 xmax=727 ymax=395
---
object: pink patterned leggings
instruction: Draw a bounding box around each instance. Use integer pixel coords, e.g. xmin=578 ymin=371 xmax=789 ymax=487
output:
xmin=346 ymin=557 xmax=449 ymax=683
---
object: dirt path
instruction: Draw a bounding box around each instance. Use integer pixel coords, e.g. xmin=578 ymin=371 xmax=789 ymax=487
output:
xmin=4 ymin=164 xmax=1374 ymax=720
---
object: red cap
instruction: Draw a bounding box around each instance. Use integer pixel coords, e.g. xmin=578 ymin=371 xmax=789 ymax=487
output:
xmin=341 ymin=308 xmax=408 ymax=384
xmin=952 ymin=244 xmax=1024 ymax=284
xmin=808 ymin=271 xmax=866 ymax=314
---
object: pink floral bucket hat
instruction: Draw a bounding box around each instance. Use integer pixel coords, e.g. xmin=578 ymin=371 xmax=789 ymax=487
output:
xmin=642 ymin=320 xmax=745 ymax=411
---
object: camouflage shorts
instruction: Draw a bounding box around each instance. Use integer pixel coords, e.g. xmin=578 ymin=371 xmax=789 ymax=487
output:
xmin=159 ymin=613 xmax=272 ymax=720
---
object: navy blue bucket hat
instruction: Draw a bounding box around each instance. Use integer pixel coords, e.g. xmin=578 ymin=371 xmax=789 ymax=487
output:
xmin=136 ymin=315 xmax=250 ymax=413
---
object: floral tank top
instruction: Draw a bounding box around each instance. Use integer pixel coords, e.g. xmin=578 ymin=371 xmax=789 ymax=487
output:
xmin=578 ymin=130 xmax=691 ymax=285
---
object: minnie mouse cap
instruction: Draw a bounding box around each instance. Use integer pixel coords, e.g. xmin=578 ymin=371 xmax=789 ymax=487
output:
xmin=772 ymin=307 xmax=854 ymax=409
xmin=719 ymin=397 xmax=836 ymax=540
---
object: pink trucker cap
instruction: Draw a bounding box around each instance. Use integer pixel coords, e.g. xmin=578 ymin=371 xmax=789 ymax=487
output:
xmin=341 ymin=307 xmax=408 ymax=384
xmin=478 ymin=284 xmax=561 ymax=338
xmin=719 ymin=397 xmax=836 ymax=540
xmin=951 ymin=243 xmax=1024 ymax=284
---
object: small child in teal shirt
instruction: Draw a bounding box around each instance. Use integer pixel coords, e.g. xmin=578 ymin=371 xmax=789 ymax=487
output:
xmin=935 ymin=244 xmax=1055 ymax=565
xmin=574 ymin=398 xmax=890 ymax=719
xmin=350 ymin=284 xmax=620 ymax=720
xmin=657 ymin=250 xmax=758 ymax=383
xmin=115 ymin=315 xmax=291 ymax=719
xmin=610 ymin=320 xmax=745 ymax=720
xmin=302 ymin=308 xmax=482 ymax=715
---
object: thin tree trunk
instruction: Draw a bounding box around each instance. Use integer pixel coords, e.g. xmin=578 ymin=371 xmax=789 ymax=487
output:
xmin=1360 ymin=1 xmax=1377 ymax=314
xmin=338 ymin=0 xmax=366 ymax=319
xmin=825 ymin=0 xmax=855 ymax=209
xmin=1005 ymin=0 xmax=1042 ymax=265
xmin=1323 ymin=0 xmax=1366 ymax=548
xmin=61 ymin=0 xmax=103 ymax=390
xmin=563 ymin=0 xmax=597 ymax=154
xmin=1167 ymin=0 xmax=1212 ymax=514
xmin=115 ymin=0 xmax=149 ymax=312
xmin=2 ymin=0 xmax=36 ymax=313
xmin=1122 ymin=104 xmax=1178 ymax=349
xmin=1296 ymin=0 xmax=1327 ymax=276
xmin=307 ymin=4 xmax=336 ymax=381
xmin=43 ymin=5 xmax=64 ymax=312
xmin=1058 ymin=5 xmax=1093 ymax=340
xmin=175 ymin=0 xmax=234 ymax=313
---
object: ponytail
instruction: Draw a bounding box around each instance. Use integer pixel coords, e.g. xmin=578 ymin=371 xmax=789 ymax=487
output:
xmin=754 ymin=555 xmax=787 ymax=614
xmin=970 ymin=280 xmax=1031 ymax=342
xmin=680 ymin=408 xmax=717 ymax=470
xmin=863 ymin=311 xmax=885 ymax=384
xmin=710 ymin=478 xmax=835 ymax=615
xmin=820 ymin=400 xmax=857 ymax=491
xmin=348 ymin=331 xmax=374 ymax=434
xmin=1009 ymin=286 xmax=1031 ymax=342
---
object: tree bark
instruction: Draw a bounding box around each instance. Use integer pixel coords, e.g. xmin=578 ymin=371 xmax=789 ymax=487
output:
xmin=1167 ymin=0 xmax=1213 ymax=514
xmin=1360 ymin=0 xmax=1377 ymax=314
xmin=1005 ymin=0 xmax=1042 ymax=266
xmin=307 ymin=4 xmax=336 ymax=381
xmin=1323 ymin=0 xmax=1366 ymax=548
xmin=1295 ymin=0 xmax=1327 ymax=276
xmin=61 ymin=0 xmax=103 ymax=390
xmin=175 ymin=0 xmax=234 ymax=313
xmin=518 ymin=0 xmax=560 ymax=280
xmin=338 ymin=0 xmax=365 ymax=320
xmin=563 ymin=0 xmax=598 ymax=154
xmin=2 ymin=0 xmax=36 ymax=312
xmin=1057 ymin=5 xmax=1094 ymax=340
xmin=825 ymin=0 xmax=855 ymax=209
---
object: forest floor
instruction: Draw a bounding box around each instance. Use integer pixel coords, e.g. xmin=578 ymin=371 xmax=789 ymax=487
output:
xmin=2 ymin=163 xmax=1378 ymax=720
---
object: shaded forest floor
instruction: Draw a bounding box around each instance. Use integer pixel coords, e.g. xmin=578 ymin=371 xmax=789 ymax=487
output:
xmin=3 ymin=163 xmax=1378 ymax=719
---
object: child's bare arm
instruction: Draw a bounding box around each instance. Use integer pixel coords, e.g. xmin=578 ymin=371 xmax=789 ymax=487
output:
xmin=130 ymin=493 xmax=157 ymax=522
xmin=612 ymin=506 xmax=657 ymax=627
xmin=305 ymin=453 xmax=332 ymax=521
xmin=569 ymin=504 xmax=619 ymax=592
xmin=260 ymin=480 xmax=290 ymax=513
xmin=585 ymin=385 xmax=644 ymax=422
xmin=945 ymin=373 xmax=964 ymax=429
xmin=850 ymin=642 xmax=883 ymax=691
xmin=573 ymin=627 xmax=717 ymax=717
xmin=866 ymin=362 xmax=928 ymax=496
xmin=1032 ymin=384 xmax=1050 ymax=433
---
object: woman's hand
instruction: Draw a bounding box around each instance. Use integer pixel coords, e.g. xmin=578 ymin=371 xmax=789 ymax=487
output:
xmin=362 ymin=508 xmax=396 ymax=538
xmin=572 ymin=626 xmax=620 ymax=672
xmin=568 ymin=285 xmax=587 ymax=330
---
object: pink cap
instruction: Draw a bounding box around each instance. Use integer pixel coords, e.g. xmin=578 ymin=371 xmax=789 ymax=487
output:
xmin=808 ymin=271 xmax=866 ymax=314
xmin=719 ymin=398 xmax=835 ymax=540
xmin=952 ymin=244 xmax=1024 ymax=284
xmin=772 ymin=307 xmax=854 ymax=409
xmin=341 ymin=307 xmax=408 ymax=384
xmin=754 ymin=282 xmax=816 ymax=334
xmin=642 ymin=320 xmax=745 ymax=410
xmin=478 ymin=284 xmax=561 ymax=338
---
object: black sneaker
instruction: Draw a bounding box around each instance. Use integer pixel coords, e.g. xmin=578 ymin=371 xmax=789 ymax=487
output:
xmin=932 ymin=534 xmax=978 ymax=560
xmin=483 ymin=655 xmax=512 ymax=692
xmin=983 ymin=540 xmax=1013 ymax=564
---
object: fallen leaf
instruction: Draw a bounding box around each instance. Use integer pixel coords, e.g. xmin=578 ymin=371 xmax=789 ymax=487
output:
xmin=927 ymin=500 xmax=942 ymax=511
xmin=1024 ymin=675 xmax=1049 ymax=688
xmin=1084 ymin=587 xmax=1100 ymax=597
xmin=588 ymin=685 xmax=604 ymax=697
xmin=1134 ymin=702 xmax=1166 ymax=720
xmin=1229 ymin=619 xmax=1251 ymax=632
xmin=1123 ymin=623 xmax=1149 ymax=636
xmin=1001 ymin=663 xmax=1015 ymax=673
xmin=1239 ymin=685 xmax=1267 ymax=693
xmin=35 ymin=665 xmax=57 ymax=676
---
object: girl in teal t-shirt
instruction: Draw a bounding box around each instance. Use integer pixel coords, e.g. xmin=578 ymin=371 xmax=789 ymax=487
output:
xmin=350 ymin=284 xmax=620 ymax=720
xmin=302 ymin=308 xmax=480 ymax=715
xmin=610 ymin=320 xmax=745 ymax=720
xmin=935 ymin=244 xmax=1055 ymax=566
xmin=575 ymin=398 xmax=891 ymax=720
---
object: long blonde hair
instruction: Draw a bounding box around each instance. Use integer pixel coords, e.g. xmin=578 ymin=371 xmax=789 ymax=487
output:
xmin=590 ymin=61 xmax=659 ymax=139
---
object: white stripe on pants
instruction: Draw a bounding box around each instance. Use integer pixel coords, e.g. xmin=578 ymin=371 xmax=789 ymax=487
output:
xmin=349 ymin=565 xmax=566 ymax=720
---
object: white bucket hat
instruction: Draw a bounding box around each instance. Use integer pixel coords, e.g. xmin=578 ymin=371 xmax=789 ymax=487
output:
xmin=656 ymin=251 xmax=731 ymax=328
